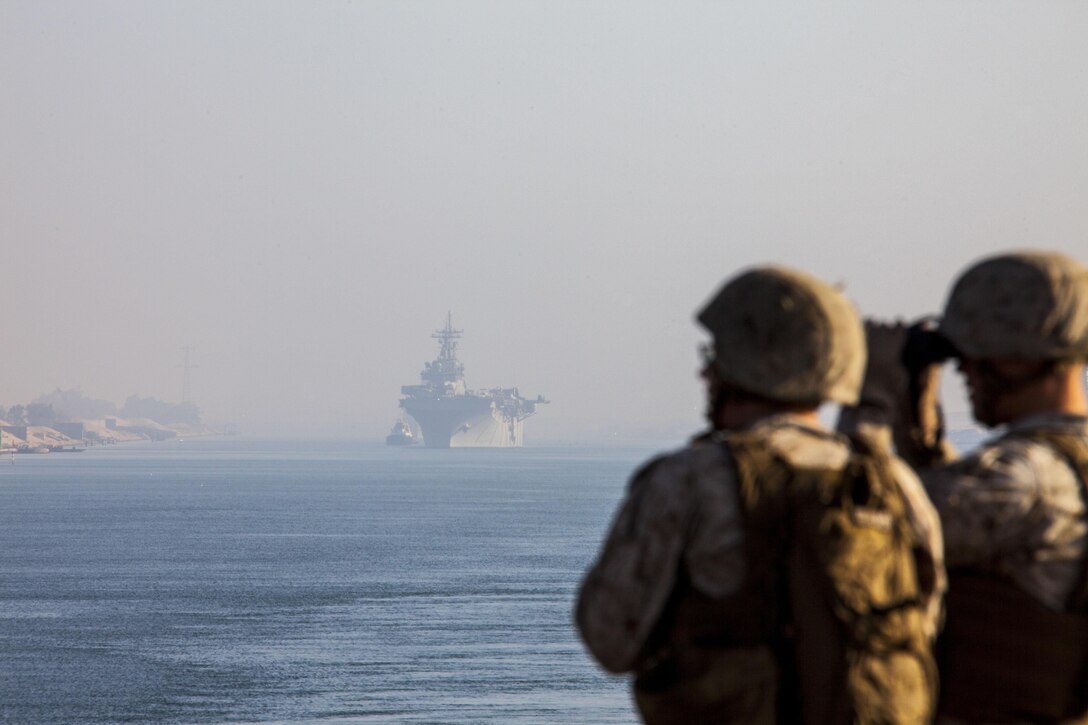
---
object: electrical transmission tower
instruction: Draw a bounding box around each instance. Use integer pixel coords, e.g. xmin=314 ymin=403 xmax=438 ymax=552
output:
xmin=179 ymin=346 xmax=199 ymax=404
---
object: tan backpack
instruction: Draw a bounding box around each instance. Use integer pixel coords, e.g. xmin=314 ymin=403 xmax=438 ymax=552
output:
xmin=725 ymin=431 xmax=937 ymax=724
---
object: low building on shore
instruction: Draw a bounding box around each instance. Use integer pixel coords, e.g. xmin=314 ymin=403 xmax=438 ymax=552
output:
xmin=0 ymin=425 xmax=83 ymax=452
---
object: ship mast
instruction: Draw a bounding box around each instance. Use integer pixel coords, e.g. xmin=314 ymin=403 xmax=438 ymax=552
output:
xmin=420 ymin=312 xmax=465 ymax=388
xmin=433 ymin=311 xmax=462 ymax=362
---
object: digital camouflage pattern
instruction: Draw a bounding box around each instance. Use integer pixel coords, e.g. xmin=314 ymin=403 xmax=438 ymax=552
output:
xmin=576 ymin=430 xmax=746 ymax=675
xmin=926 ymin=413 xmax=1088 ymax=722
xmin=575 ymin=414 xmax=945 ymax=714
xmin=923 ymin=413 xmax=1088 ymax=611
xmin=939 ymin=251 xmax=1088 ymax=361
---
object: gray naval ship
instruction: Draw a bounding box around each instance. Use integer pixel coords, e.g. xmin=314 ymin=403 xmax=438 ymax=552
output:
xmin=398 ymin=315 xmax=547 ymax=448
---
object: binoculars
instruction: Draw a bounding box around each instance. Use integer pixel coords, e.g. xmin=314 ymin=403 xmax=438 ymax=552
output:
xmin=901 ymin=321 xmax=961 ymax=370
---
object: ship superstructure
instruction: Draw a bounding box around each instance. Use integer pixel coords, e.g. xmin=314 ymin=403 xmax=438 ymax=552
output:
xmin=399 ymin=314 xmax=547 ymax=448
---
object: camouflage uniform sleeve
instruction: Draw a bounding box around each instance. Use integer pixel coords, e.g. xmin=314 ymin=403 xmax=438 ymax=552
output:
xmin=921 ymin=434 xmax=1088 ymax=610
xmin=921 ymin=445 xmax=1039 ymax=570
xmin=575 ymin=453 xmax=695 ymax=674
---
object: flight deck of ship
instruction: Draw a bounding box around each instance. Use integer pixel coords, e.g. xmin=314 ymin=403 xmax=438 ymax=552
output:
xmin=395 ymin=315 xmax=547 ymax=448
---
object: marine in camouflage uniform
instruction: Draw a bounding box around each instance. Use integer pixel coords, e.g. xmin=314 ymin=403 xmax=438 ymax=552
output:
xmin=846 ymin=251 xmax=1088 ymax=723
xmin=577 ymin=267 xmax=943 ymax=724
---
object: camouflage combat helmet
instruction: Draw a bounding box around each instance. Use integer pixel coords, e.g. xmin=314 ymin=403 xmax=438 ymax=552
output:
xmin=940 ymin=251 xmax=1088 ymax=361
xmin=696 ymin=266 xmax=865 ymax=405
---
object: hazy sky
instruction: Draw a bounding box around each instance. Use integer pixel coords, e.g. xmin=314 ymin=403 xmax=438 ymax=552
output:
xmin=3 ymin=1 xmax=1087 ymax=441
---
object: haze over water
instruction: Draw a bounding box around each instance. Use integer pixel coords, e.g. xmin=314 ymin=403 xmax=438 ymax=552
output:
xmin=3 ymin=3 xmax=1087 ymax=441
xmin=0 ymin=438 xmax=654 ymax=723
xmin=4 ymin=5 xmax=1087 ymax=722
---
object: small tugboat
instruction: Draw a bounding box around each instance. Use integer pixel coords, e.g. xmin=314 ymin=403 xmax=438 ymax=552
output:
xmin=385 ymin=419 xmax=417 ymax=446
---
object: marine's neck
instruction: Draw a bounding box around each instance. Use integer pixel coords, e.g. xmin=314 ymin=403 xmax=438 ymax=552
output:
xmin=1004 ymin=363 xmax=1088 ymax=422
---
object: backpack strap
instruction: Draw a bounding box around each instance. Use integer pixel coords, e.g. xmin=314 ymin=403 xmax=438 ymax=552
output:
xmin=719 ymin=431 xmax=794 ymax=641
xmin=720 ymin=431 xmax=803 ymax=721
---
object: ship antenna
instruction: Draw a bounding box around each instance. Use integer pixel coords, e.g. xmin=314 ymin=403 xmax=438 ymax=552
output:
xmin=432 ymin=311 xmax=463 ymax=361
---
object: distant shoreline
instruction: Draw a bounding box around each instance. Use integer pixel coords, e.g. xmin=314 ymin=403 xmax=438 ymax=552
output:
xmin=0 ymin=418 xmax=221 ymax=454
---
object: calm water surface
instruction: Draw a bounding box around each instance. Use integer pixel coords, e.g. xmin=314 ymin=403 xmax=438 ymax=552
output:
xmin=0 ymin=438 xmax=656 ymax=724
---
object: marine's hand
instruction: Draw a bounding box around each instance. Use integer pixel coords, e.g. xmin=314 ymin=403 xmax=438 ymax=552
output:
xmin=840 ymin=319 xmax=953 ymax=466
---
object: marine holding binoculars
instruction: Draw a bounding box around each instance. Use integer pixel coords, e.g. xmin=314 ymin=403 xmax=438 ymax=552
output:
xmin=841 ymin=250 xmax=1088 ymax=723
xmin=577 ymin=250 xmax=1088 ymax=724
